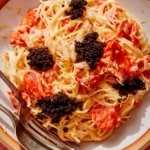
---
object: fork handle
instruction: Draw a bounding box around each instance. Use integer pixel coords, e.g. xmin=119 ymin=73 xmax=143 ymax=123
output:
xmin=0 ymin=104 xmax=18 ymax=129
xmin=0 ymin=70 xmax=20 ymax=101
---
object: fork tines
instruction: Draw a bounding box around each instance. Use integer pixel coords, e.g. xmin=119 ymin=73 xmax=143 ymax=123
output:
xmin=24 ymin=116 xmax=80 ymax=150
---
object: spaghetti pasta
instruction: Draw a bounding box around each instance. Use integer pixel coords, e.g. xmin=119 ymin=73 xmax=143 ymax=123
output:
xmin=1 ymin=0 xmax=150 ymax=143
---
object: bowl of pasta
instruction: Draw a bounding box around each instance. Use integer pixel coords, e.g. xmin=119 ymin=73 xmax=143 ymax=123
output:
xmin=0 ymin=0 xmax=150 ymax=150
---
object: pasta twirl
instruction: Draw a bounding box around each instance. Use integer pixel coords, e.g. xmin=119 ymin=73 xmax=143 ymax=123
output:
xmin=2 ymin=0 xmax=150 ymax=143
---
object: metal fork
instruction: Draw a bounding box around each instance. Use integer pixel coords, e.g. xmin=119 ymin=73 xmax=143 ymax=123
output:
xmin=0 ymin=70 xmax=80 ymax=150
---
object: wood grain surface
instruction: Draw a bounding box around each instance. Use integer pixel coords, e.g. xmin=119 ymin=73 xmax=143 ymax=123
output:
xmin=124 ymin=129 xmax=150 ymax=150
xmin=0 ymin=126 xmax=23 ymax=150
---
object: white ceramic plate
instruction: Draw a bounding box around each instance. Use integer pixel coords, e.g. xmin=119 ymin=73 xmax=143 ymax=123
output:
xmin=0 ymin=0 xmax=150 ymax=150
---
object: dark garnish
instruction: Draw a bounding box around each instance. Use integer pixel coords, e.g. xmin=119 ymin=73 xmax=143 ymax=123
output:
xmin=36 ymin=92 xmax=83 ymax=123
xmin=75 ymin=32 xmax=105 ymax=70
xmin=36 ymin=113 xmax=47 ymax=120
xmin=63 ymin=127 xmax=68 ymax=132
xmin=113 ymin=77 xmax=146 ymax=95
xmin=27 ymin=47 xmax=54 ymax=71
xmin=65 ymin=0 xmax=87 ymax=19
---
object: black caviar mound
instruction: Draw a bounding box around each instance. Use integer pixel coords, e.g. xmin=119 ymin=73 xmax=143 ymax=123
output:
xmin=36 ymin=92 xmax=83 ymax=123
xmin=65 ymin=0 xmax=87 ymax=19
xmin=75 ymin=32 xmax=105 ymax=70
xmin=113 ymin=77 xmax=146 ymax=95
xmin=27 ymin=47 xmax=54 ymax=71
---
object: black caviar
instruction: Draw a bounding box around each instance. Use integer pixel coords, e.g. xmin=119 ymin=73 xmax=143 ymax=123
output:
xmin=113 ymin=77 xmax=146 ymax=95
xmin=65 ymin=0 xmax=87 ymax=19
xmin=36 ymin=92 xmax=83 ymax=123
xmin=75 ymin=32 xmax=105 ymax=70
xmin=63 ymin=127 xmax=68 ymax=132
xmin=27 ymin=47 xmax=54 ymax=71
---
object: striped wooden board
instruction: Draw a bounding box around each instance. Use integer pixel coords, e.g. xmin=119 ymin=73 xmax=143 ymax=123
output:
xmin=0 ymin=126 xmax=23 ymax=150
xmin=124 ymin=129 xmax=150 ymax=150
